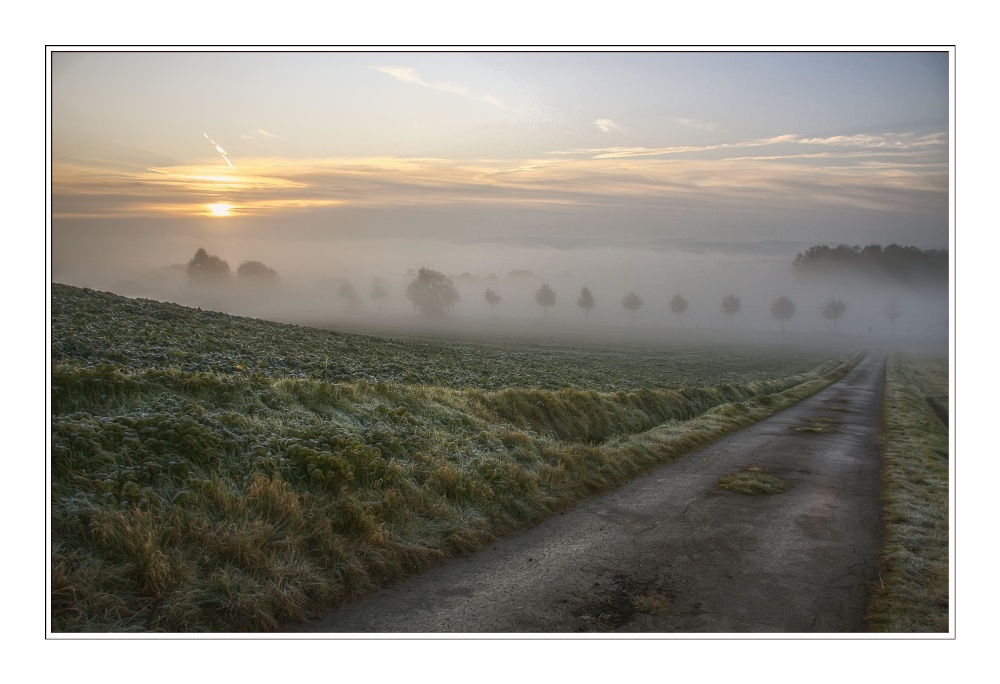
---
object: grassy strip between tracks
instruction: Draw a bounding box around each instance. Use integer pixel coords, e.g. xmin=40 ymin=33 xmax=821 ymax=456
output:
xmin=867 ymin=353 xmax=950 ymax=632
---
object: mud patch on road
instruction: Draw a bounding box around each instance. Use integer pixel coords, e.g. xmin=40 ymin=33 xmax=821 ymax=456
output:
xmin=716 ymin=467 xmax=790 ymax=495
xmin=792 ymin=417 xmax=841 ymax=434
xmin=573 ymin=573 xmax=675 ymax=631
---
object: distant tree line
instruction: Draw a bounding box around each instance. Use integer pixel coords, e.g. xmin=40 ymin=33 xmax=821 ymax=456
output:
xmin=179 ymin=254 xmax=894 ymax=335
xmin=793 ymin=244 xmax=947 ymax=282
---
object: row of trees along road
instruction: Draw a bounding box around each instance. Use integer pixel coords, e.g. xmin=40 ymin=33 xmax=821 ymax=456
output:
xmin=405 ymin=269 xmax=899 ymax=332
xmin=179 ymin=253 xmax=913 ymax=332
xmin=182 ymin=259 xmax=895 ymax=334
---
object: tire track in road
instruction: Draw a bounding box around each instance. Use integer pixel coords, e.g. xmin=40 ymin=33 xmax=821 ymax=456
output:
xmin=287 ymin=354 xmax=885 ymax=634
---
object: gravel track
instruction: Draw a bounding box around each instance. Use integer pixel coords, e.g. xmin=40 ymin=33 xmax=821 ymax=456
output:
xmin=288 ymin=354 xmax=885 ymax=634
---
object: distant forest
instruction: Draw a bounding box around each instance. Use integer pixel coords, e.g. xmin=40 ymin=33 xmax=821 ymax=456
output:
xmin=793 ymin=244 xmax=948 ymax=282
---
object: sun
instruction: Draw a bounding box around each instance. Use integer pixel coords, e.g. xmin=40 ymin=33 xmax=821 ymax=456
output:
xmin=207 ymin=203 xmax=233 ymax=217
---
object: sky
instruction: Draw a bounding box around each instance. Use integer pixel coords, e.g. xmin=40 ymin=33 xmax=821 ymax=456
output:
xmin=50 ymin=49 xmax=950 ymax=287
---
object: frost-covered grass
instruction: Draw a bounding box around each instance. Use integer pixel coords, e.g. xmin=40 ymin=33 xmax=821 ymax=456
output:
xmin=51 ymin=284 xmax=836 ymax=392
xmin=868 ymin=353 xmax=950 ymax=632
xmin=50 ymin=284 xmax=855 ymax=632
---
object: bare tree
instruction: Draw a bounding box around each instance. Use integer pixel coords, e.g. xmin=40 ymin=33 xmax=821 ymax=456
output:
xmin=770 ymin=296 xmax=795 ymax=332
xmin=484 ymin=288 xmax=501 ymax=317
xmin=822 ymin=298 xmax=847 ymax=332
xmin=406 ymin=267 xmax=461 ymax=320
xmin=721 ymin=294 xmax=741 ymax=328
xmin=370 ymin=279 xmax=387 ymax=313
xmin=337 ymin=281 xmax=360 ymax=312
xmin=622 ymin=292 xmax=643 ymax=325
xmin=886 ymin=300 xmax=901 ymax=336
xmin=670 ymin=294 xmax=688 ymax=326
xmin=577 ymin=287 xmax=595 ymax=321
xmin=535 ymin=283 xmax=556 ymax=317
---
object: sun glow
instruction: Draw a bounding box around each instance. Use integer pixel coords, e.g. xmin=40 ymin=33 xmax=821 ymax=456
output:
xmin=207 ymin=203 xmax=233 ymax=217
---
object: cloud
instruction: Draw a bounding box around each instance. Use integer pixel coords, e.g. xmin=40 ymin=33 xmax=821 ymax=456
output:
xmin=549 ymin=131 xmax=948 ymax=159
xmin=373 ymin=65 xmax=508 ymax=109
xmin=797 ymin=132 xmax=947 ymax=149
xmin=594 ymin=118 xmax=625 ymax=133
xmin=373 ymin=66 xmax=423 ymax=86
xmin=51 ymin=140 xmax=947 ymax=224
xmin=241 ymin=129 xmax=282 ymax=141
xmin=674 ymin=117 xmax=719 ymax=131
xmin=551 ymin=145 xmax=708 ymax=159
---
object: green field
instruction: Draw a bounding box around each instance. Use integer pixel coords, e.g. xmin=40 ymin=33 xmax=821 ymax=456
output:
xmin=50 ymin=284 xmax=858 ymax=632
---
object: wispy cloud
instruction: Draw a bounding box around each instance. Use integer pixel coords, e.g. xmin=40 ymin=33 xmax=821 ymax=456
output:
xmin=373 ymin=66 xmax=508 ymax=109
xmin=51 ymin=139 xmax=947 ymax=222
xmin=552 ymin=145 xmax=705 ymax=159
xmin=550 ymin=131 xmax=948 ymax=159
xmin=241 ymin=129 xmax=282 ymax=141
xmin=674 ymin=117 xmax=719 ymax=131
xmin=797 ymin=132 xmax=947 ymax=148
xmin=594 ymin=118 xmax=625 ymax=133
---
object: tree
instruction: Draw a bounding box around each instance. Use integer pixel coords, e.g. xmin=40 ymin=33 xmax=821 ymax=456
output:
xmin=535 ymin=283 xmax=556 ymax=317
xmin=670 ymin=294 xmax=688 ymax=326
xmin=186 ymin=248 xmax=230 ymax=282
xmin=822 ymin=298 xmax=847 ymax=332
xmin=885 ymin=300 xmax=901 ymax=336
xmin=371 ymin=280 xmax=387 ymax=313
xmin=577 ymin=287 xmax=595 ymax=321
xmin=338 ymin=281 xmax=360 ymax=312
xmin=770 ymin=296 xmax=795 ymax=332
xmin=236 ymin=260 xmax=278 ymax=283
xmin=484 ymin=288 xmax=501 ymax=317
xmin=622 ymin=292 xmax=643 ymax=325
xmin=721 ymin=294 xmax=741 ymax=328
xmin=406 ymin=267 xmax=461 ymax=320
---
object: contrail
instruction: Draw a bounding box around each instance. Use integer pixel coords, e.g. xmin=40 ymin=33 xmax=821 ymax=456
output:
xmin=204 ymin=132 xmax=238 ymax=172
xmin=203 ymin=132 xmax=257 ymax=187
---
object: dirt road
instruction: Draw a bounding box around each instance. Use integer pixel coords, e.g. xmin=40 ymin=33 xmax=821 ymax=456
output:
xmin=288 ymin=354 xmax=885 ymax=633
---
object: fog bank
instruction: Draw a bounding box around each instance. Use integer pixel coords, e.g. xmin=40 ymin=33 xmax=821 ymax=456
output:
xmin=52 ymin=231 xmax=949 ymax=356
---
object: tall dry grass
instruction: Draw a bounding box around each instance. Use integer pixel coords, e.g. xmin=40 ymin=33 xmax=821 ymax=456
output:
xmin=867 ymin=353 xmax=950 ymax=632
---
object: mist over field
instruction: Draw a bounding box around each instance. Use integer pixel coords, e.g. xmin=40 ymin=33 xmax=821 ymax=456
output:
xmin=50 ymin=50 xmax=951 ymax=353
xmin=52 ymin=224 xmax=948 ymax=353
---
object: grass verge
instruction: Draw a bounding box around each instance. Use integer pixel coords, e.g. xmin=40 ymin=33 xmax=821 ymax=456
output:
xmin=52 ymin=357 xmax=853 ymax=632
xmin=867 ymin=352 xmax=949 ymax=632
